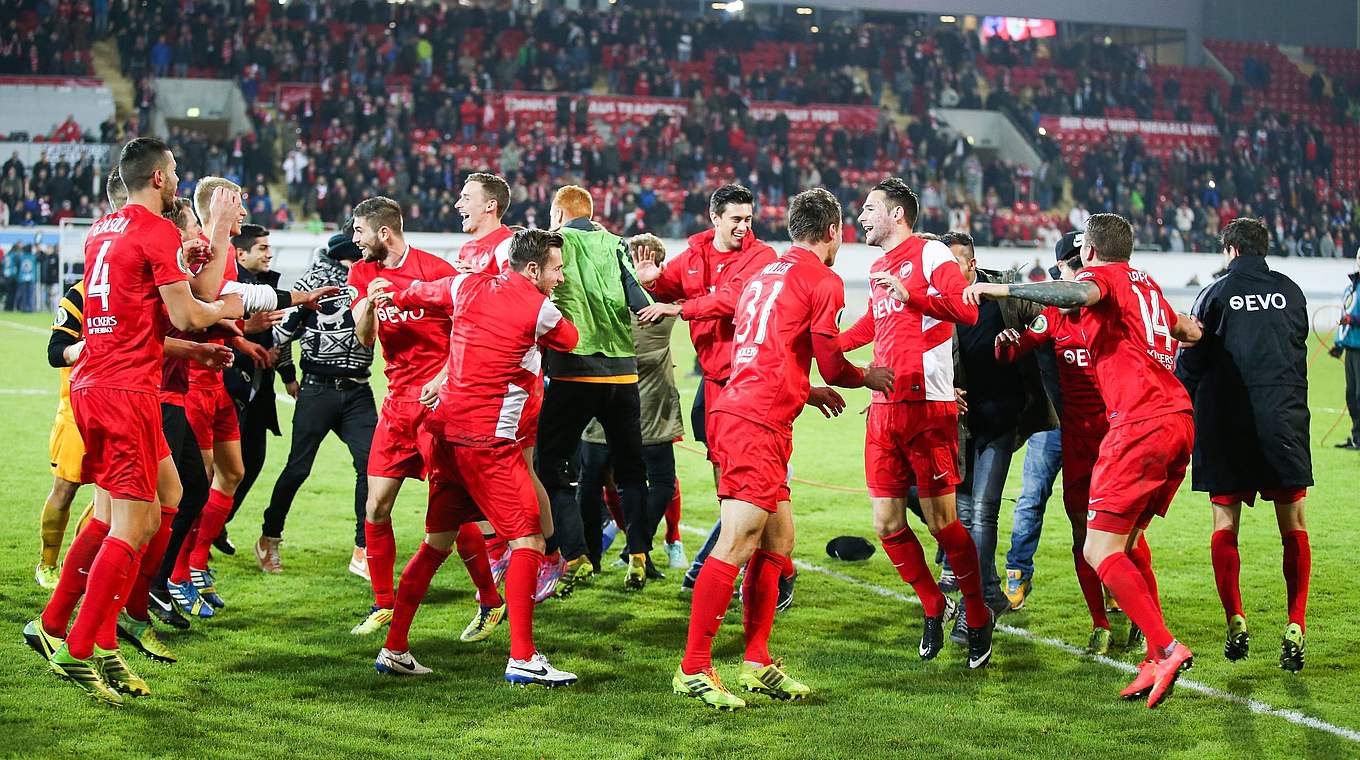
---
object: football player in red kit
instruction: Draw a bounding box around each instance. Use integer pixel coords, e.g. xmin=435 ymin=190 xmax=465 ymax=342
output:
xmin=836 ymin=178 xmax=995 ymax=668
xmin=994 ymin=235 xmax=1148 ymax=656
xmin=345 ymin=197 xmax=503 ymax=637
xmin=964 ymin=213 xmax=1203 ymax=708
xmin=27 ymin=138 xmax=243 ymax=705
xmin=455 ymin=172 xmax=515 ymax=275
xmin=672 ymin=189 xmax=893 ymax=710
xmin=369 ymin=229 xmax=581 ymax=685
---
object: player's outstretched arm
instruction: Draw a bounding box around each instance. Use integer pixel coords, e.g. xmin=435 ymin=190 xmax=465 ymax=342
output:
xmin=838 ymin=307 xmax=875 ymax=352
xmin=1171 ymin=313 xmax=1203 ymax=345
xmin=160 ymin=281 xmax=245 ymax=331
xmin=964 ymin=280 xmax=1100 ymax=309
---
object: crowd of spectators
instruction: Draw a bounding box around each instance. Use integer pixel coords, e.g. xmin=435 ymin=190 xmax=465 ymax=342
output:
xmin=4 ymin=0 xmax=1360 ymax=255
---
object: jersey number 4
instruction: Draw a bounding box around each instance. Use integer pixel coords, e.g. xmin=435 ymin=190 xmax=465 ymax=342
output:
xmin=88 ymin=240 xmax=112 ymax=312
xmin=734 ymin=280 xmax=784 ymax=346
xmin=1131 ymin=284 xmax=1173 ymax=352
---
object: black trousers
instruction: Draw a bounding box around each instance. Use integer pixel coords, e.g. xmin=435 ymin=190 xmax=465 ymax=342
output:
xmin=225 ymin=393 xmax=274 ymax=526
xmin=577 ymin=440 xmax=678 ymax=567
xmin=155 ymin=402 xmax=211 ymax=587
xmin=262 ymin=380 xmax=375 ymax=546
xmin=535 ymin=379 xmax=647 ymax=560
xmin=1347 ymin=348 xmax=1360 ymax=442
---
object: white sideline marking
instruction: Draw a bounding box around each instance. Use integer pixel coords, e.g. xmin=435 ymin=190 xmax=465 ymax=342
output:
xmin=0 ymin=388 xmax=51 ymax=395
xmin=678 ymin=524 xmax=1360 ymax=744
xmin=0 ymin=320 xmax=51 ymax=335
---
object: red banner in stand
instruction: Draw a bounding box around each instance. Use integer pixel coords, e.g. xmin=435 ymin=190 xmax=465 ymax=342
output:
xmin=1041 ymin=115 xmax=1220 ymax=138
xmin=498 ymin=91 xmax=879 ymax=130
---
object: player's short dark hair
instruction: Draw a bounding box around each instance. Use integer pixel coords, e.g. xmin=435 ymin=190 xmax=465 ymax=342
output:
xmin=786 ymin=188 xmax=842 ymax=244
xmin=1085 ymin=213 xmax=1134 ymax=262
xmin=165 ymin=197 xmax=194 ymax=230
xmin=105 ymin=168 xmax=128 ymax=209
xmin=872 ymin=177 xmax=919 ymax=228
xmin=710 ymin=184 xmax=754 ymax=217
xmin=119 ymin=137 xmax=172 ymax=192
xmin=508 ymin=228 xmax=565 ymax=272
xmin=352 ymin=196 xmax=404 ymax=234
xmin=468 ymin=172 xmax=511 ymax=218
xmin=232 ymin=223 xmax=269 ymax=252
xmin=1221 ymin=217 xmax=1269 ymax=257
xmin=941 ymin=231 xmax=975 ymax=258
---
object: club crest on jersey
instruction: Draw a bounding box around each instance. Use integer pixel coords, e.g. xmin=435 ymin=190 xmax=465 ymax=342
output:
xmin=1029 ymin=314 xmax=1048 ymax=334
xmin=52 ymin=305 xmax=66 ymax=328
xmin=899 ymin=261 xmax=913 ymax=280
xmin=345 ymin=285 xmax=360 ymax=302
xmin=175 ymin=250 xmax=191 ymax=275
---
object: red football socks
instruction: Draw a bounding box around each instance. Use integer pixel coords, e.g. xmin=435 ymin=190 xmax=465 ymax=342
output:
xmin=171 ymin=523 xmax=196 ymax=584
xmin=664 ymin=481 xmax=682 ymax=545
xmin=681 ymin=556 xmax=740 ymax=674
xmin=882 ymin=524 xmax=945 ymax=617
xmin=188 ymin=487 xmax=232 ymax=571
xmin=66 ymin=536 xmax=136 ymax=660
xmin=1072 ymin=546 xmax=1110 ymax=629
xmin=1129 ymin=534 xmax=1159 ymax=609
xmin=126 ymin=506 xmax=176 ymax=622
xmin=741 ymin=550 xmax=783 ymax=666
xmin=364 ymin=520 xmax=397 ymax=608
xmin=385 ymin=542 xmax=451 ymax=653
xmin=42 ymin=518 xmax=110 ymax=638
xmin=505 ymin=547 xmax=544 ymax=661
xmin=1096 ymin=553 xmax=1174 ymax=656
xmin=456 ymin=522 xmax=502 ymax=608
xmin=97 ymin=546 xmax=145 ymax=650
xmin=934 ymin=519 xmax=989 ymax=627
xmin=1282 ymin=530 xmax=1311 ymax=631
xmin=603 ymin=487 xmax=625 ymax=528
xmin=1211 ymin=529 xmax=1245 ymax=622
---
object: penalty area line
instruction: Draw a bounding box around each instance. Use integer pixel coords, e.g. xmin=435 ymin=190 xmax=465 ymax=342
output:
xmin=678 ymin=524 xmax=1360 ymax=744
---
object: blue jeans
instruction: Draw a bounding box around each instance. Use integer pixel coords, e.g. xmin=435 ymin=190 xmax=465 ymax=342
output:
xmin=952 ymin=431 xmax=1017 ymax=608
xmin=685 ymin=519 xmax=722 ymax=582
xmin=1004 ymin=429 xmax=1063 ymax=581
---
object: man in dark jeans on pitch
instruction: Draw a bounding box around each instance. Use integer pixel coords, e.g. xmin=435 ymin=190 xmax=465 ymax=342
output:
xmin=256 ymin=232 xmax=377 ymax=576
xmin=536 ymin=185 xmax=654 ymax=595
xmin=941 ymin=231 xmax=1057 ymax=643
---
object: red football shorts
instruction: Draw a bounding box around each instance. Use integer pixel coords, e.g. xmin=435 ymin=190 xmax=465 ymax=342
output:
xmin=1087 ymin=413 xmax=1193 ymax=534
xmin=369 ymin=396 xmax=429 ymax=480
xmin=701 ymin=377 xmax=724 ymax=465
xmin=1060 ymin=430 xmax=1102 ymax=518
xmin=72 ymin=387 xmax=171 ymax=503
xmin=864 ymin=401 xmax=959 ymax=499
xmin=710 ymin=411 xmax=792 ymax=513
xmin=420 ymin=430 xmax=538 ymax=539
xmin=1209 ymin=488 xmax=1308 ymax=507
xmin=185 ymin=379 xmax=240 ymax=448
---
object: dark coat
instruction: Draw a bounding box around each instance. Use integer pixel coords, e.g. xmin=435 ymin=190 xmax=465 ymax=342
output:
xmin=1177 ymin=255 xmax=1312 ymax=492
xmin=225 ymin=267 xmax=282 ymax=435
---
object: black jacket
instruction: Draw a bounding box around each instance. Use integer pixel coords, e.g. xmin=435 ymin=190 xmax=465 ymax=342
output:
xmin=225 ymin=267 xmax=282 ymax=435
xmin=1177 ymin=255 xmax=1312 ymax=491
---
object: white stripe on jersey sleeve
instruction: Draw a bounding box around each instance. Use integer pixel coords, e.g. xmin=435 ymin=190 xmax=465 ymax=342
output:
xmin=448 ymin=273 xmax=472 ymax=306
xmin=493 ymin=238 xmax=513 ymax=269
xmin=921 ymin=240 xmax=957 ymax=297
xmin=496 ymin=383 xmax=530 ymax=441
xmin=535 ymin=298 xmax=565 ymax=339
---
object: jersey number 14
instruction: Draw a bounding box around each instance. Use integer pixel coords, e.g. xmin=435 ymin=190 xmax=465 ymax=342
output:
xmin=1132 ymin=284 xmax=1173 ymax=352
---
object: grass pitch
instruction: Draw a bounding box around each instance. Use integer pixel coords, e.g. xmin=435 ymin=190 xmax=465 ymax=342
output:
xmin=0 ymin=310 xmax=1356 ymax=759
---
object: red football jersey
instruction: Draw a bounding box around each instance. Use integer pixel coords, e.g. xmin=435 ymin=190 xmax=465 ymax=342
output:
xmin=71 ymin=204 xmax=188 ymax=395
xmin=1075 ymin=262 xmax=1192 ymax=427
xmin=348 ymin=246 xmax=457 ymax=400
xmin=646 ymin=229 xmax=778 ymax=383
xmin=458 ymin=224 xmax=514 ymax=275
xmin=713 ymin=246 xmax=845 ymax=431
xmin=839 ymin=236 xmax=976 ymax=403
xmin=188 ymin=233 xmax=237 ymax=389
xmin=997 ymin=305 xmax=1108 ymax=438
xmin=391 ymin=271 xmax=578 ymax=447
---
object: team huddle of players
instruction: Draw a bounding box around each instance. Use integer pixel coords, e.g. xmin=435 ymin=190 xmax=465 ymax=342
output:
xmin=23 ymin=136 xmax=1314 ymax=713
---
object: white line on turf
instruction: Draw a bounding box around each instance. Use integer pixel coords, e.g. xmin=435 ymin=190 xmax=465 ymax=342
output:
xmin=0 ymin=320 xmax=51 ymax=335
xmin=678 ymin=524 xmax=1360 ymax=744
xmin=0 ymin=388 xmax=52 ymax=395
